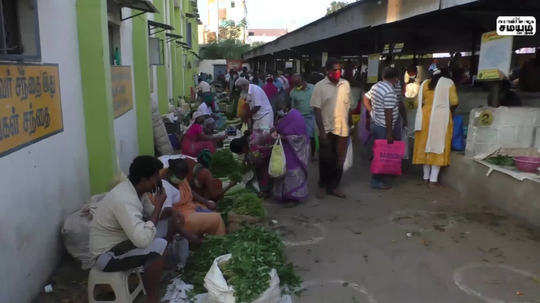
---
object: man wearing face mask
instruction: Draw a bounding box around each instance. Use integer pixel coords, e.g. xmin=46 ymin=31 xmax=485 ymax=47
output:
xmin=310 ymin=58 xmax=351 ymax=199
xmin=90 ymin=156 xmax=168 ymax=303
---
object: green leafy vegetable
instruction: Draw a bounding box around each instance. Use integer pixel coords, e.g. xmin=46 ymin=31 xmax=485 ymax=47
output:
xmin=233 ymin=193 xmax=266 ymax=218
xmin=183 ymin=226 xmax=302 ymax=301
xmin=210 ymin=149 xmax=244 ymax=179
xmin=219 ymin=189 xmax=264 ymax=218
xmin=485 ymin=155 xmax=514 ymax=166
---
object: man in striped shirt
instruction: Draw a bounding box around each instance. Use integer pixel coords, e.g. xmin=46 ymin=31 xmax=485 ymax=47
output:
xmin=363 ymin=67 xmax=402 ymax=189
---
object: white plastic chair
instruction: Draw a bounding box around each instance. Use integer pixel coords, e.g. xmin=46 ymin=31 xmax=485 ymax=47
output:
xmin=88 ymin=267 xmax=145 ymax=303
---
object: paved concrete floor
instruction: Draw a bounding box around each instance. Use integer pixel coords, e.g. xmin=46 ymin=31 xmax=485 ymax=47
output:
xmin=265 ymin=162 xmax=540 ymax=303
xmin=35 ymin=161 xmax=540 ymax=303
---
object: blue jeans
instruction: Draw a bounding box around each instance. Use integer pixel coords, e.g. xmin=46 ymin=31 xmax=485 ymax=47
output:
xmin=370 ymin=123 xmax=401 ymax=184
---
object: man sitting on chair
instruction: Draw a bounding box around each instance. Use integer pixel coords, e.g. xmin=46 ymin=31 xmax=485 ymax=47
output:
xmin=90 ymin=156 xmax=169 ymax=303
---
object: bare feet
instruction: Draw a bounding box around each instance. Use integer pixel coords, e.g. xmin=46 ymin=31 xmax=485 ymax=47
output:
xmin=328 ymin=189 xmax=346 ymax=199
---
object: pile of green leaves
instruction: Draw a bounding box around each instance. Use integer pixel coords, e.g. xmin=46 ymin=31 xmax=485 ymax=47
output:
xmin=219 ymin=189 xmax=265 ymax=218
xmin=183 ymin=226 xmax=302 ymax=301
xmin=210 ymin=149 xmax=244 ymax=180
xmin=485 ymin=155 xmax=514 ymax=166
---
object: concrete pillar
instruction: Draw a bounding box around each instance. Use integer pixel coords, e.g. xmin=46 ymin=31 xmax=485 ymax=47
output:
xmin=132 ymin=10 xmax=155 ymax=155
xmin=76 ymin=0 xmax=118 ymax=194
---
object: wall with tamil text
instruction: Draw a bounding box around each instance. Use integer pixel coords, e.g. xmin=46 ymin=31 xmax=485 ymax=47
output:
xmin=0 ymin=1 xmax=90 ymax=302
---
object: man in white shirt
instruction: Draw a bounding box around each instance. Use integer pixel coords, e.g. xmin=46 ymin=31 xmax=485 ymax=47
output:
xmin=310 ymin=58 xmax=351 ymax=199
xmin=235 ymin=77 xmax=274 ymax=131
xmin=90 ymin=156 xmax=168 ymax=303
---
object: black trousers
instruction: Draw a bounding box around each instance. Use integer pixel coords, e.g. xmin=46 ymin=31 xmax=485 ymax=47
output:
xmin=318 ymin=133 xmax=349 ymax=191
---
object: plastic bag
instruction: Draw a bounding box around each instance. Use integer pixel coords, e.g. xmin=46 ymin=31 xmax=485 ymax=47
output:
xmin=268 ymin=137 xmax=286 ymax=178
xmin=370 ymin=139 xmax=406 ymax=175
xmin=61 ymin=193 xmax=106 ymax=269
xmin=452 ymin=115 xmax=466 ymax=151
xmin=343 ymin=137 xmax=353 ymax=171
xmin=402 ymin=127 xmax=412 ymax=160
xmin=204 ymin=254 xmax=281 ymax=303
xmin=405 ymin=82 xmax=420 ymax=99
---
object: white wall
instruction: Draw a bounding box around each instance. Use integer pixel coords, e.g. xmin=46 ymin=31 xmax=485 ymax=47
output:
xmin=115 ymin=8 xmax=139 ymax=174
xmin=0 ymin=2 xmax=90 ymax=302
xmin=198 ymin=59 xmax=227 ymax=77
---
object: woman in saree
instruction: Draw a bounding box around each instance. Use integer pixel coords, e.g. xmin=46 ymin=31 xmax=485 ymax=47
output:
xmin=166 ymin=158 xmax=226 ymax=240
xmin=273 ymin=98 xmax=310 ymax=202
xmin=413 ymin=67 xmax=459 ymax=186
xmin=184 ymin=150 xmax=239 ymax=202
xmin=230 ymin=130 xmax=275 ymax=198
xmin=181 ymin=111 xmax=225 ymax=157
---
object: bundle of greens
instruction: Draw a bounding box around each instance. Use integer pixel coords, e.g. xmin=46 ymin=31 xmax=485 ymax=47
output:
xmin=485 ymin=155 xmax=515 ymax=166
xmin=219 ymin=189 xmax=265 ymax=218
xmin=183 ymin=226 xmax=302 ymax=301
xmin=210 ymin=149 xmax=244 ymax=180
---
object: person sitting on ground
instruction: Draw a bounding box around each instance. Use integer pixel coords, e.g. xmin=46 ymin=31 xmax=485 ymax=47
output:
xmin=183 ymin=150 xmax=240 ymax=202
xmin=197 ymin=77 xmax=211 ymax=95
xmin=90 ymin=156 xmax=169 ymax=303
xmin=167 ymin=158 xmax=226 ymax=238
xmin=181 ymin=110 xmax=226 ymax=157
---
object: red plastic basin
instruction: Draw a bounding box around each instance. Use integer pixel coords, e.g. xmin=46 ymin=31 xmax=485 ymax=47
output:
xmin=514 ymin=156 xmax=540 ymax=173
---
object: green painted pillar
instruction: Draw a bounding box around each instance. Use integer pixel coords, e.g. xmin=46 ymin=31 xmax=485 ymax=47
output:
xmin=76 ymin=0 xmax=118 ymax=194
xmin=155 ymin=0 xmax=169 ymax=114
xmin=133 ymin=14 xmax=155 ymax=155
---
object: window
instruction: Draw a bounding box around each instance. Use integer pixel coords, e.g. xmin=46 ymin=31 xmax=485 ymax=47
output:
xmin=0 ymin=0 xmax=40 ymax=61
xmin=107 ymin=1 xmax=122 ymax=65
xmin=149 ymin=37 xmax=164 ymax=65
xmin=248 ymin=32 xmax=254 ymax=36
xmin=186 ymin=22 xmax=192 ymax=48
xmin=231 ymin=1 xmax=235 ymax=8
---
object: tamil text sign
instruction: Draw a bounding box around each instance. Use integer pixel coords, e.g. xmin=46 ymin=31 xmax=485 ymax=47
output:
xmin=111 ymin=66 xmax=134 ymax=118
xmin=497 ymin=16 xmax=536 ymax=36
xmin=0 ymin=64 xmax=63 ymax=157
xmin=477 ymin=31 xmax=513 ymax=81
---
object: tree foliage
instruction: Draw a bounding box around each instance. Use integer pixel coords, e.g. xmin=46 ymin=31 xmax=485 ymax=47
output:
xmin=326 ymin=1 xmax=350 ymax=15
xmin=200 ymin=39 xmax=252 ymax=60
xmin=219 ymin=20 xmax=242 ymax=41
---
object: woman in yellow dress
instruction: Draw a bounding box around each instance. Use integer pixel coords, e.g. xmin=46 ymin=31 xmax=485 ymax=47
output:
xmin=413 ymin=68 xmax=459 ymax=186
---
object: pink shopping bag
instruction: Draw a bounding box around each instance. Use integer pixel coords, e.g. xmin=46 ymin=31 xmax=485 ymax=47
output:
xmin=370 ymin=139 xmax=406 ymax=175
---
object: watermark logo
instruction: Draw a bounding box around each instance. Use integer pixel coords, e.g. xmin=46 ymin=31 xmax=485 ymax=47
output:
xmin=497 ymin=16 xmax=536 ymax=36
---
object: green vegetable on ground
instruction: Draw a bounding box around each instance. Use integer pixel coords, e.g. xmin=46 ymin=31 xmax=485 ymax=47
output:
xmin=219 ymin=189 xmax=265 ymax=218
xmin=183 ymin=226 xmax=302 ymax=301
xmin=210 ymin=149 xmax=244 ymax=179
xmin=485 ymin=155 xmax=514 ymax=166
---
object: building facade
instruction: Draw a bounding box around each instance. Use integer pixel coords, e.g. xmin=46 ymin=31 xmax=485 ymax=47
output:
xmin=246 ymin=28 xmax=288 ymax=45
xmin=0 ymin=1 xmax=199 ymax=302
xmin=199 ymin=0 xmax=247 ymax=43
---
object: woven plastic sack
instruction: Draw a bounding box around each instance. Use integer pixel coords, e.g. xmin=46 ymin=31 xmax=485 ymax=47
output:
xmin=61 ymin=194 xmax=106 ymax=269
xmin=204 ymin=254 xmax=281 ymax=303
xmin=268 ymin=137 xmax=286 ymax=178
xmin=370 ymin=139 xmax=406 ymax=175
